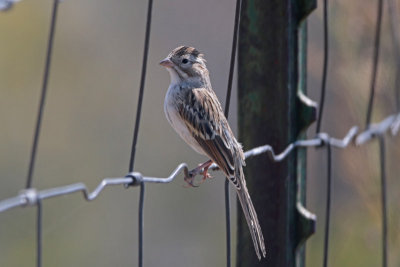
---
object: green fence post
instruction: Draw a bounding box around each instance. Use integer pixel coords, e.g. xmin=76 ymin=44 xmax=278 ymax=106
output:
xmin=237 ymin=0 xmax=316 ymax=266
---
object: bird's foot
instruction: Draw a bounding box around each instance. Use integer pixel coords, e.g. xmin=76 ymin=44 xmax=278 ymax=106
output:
xmin=183 ymin=160 xmax=213 ymax=187
xmin=198 ymin=165 xmax=213 ymax=185
xmin=183 ymin=175 xmax=199 ymax=188
xmin=183 ymin=166 xmax=200 ymax=188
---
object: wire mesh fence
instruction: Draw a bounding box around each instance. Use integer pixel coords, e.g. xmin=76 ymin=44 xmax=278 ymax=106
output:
xmin=0 ymin=0 xmax=399 ymax=266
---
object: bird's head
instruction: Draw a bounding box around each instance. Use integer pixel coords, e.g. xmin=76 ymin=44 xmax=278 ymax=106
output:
xmin=160 ymin=46 xmax=209 ymax=85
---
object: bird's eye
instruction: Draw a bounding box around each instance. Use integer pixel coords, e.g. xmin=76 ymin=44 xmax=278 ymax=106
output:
xmin=182 ymin=58 xmax=189 ymax=64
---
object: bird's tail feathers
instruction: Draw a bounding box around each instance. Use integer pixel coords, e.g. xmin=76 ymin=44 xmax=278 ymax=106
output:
xmin=235 ymin=162 xmax=266 ymax=260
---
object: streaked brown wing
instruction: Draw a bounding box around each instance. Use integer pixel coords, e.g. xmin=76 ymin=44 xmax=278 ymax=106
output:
xmin=178 ymin=88 xmax=235 ymax=178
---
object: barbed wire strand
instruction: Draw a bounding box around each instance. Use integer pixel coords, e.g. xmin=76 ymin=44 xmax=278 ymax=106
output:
xmin=378 ymin=136 xmax=388 ymax=267
xmin=322 ymin=141 xmax=331 ymax=267
xmin=223 ymin=0 xmax=242 ymax=265
xmin=316 ymin=0 xmax=329 ymax=133
xmin=365 ymin=0 xmax=384 ymax=128
xmin=128 ymin=0 xmax=153 ymax=266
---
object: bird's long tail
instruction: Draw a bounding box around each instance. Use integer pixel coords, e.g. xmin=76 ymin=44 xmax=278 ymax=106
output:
xmin=235 ymin=163 xmax=266 ymax=260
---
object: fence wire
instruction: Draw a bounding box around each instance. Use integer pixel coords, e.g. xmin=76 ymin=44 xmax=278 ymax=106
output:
xmin=223 ymin=0 xmax=242 ymax=266
xmin=127 ymin=0 xmax=154 ymax=266
xmin=388 ymin=0 xmax=400 ymax=113
xmin=315 ymin=0 xmax=329 ymax=133
xmin=1 ymin=0 xmax=400 ymax=267
xmin=5 ymin=119 xmax=398 ymax=212
xmin=23 ymin=0 xmax=60 ymax=266
xmin=378 ymin=136 xmax=388 ymax=267
xmin=323 ymin=142 xmax=331 ymax=267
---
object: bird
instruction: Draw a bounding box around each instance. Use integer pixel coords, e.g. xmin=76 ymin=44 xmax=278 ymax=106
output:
xmin=160 ymin=46 xmax=266 ymax=260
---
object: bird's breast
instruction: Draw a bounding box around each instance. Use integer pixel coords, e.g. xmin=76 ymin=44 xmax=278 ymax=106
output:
xmin=164 ymin=85 xmax=205 ymax=155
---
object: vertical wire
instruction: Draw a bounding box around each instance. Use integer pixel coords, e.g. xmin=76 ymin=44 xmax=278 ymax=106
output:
xmin=138 ymin=183 xmax=145 ymax=267
xmin=378 ymin=136 xmax=388 ymax=267
xmin=396 ymin=66 xmax=400 ymax=113
xmin=322 ymin=142 xmax=332 ymax=267
xmin=26 ymin=2 xmax=59 ymax=267
xmin=36 ymin=200 xmax=42 ymax=267
xmin=224 ymin=0 xmax=242 ymax=117
xmin=128 ymin=1 xmax=153 ymax=267
xmin=224 ymin=0 xmax=242 ymax=266
xmin=387 ymin=0 xmax=400 ymax=112
xmin=129 ymin=0 xmax=153 ymax=172
xmin=26 ymin=0 xmax=60 ymax=189
xmin=224 ymin=180 xmax=231 ymax=267
xmin=316 ymin=0 xmax=329 ymax=133
xmin=137 ymin=182 xmax=145 ymax=267
xmin=366 ymin=0 xmax=384 ymax=128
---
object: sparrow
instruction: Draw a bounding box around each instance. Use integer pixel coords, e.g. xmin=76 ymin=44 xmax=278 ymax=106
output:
xmin=160 ymin=46 xmax=266 ymax=260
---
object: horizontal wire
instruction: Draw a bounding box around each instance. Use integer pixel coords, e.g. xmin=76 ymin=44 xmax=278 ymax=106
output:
xmin=356 ymin=114 xmax=399 ymax=145
xmin=0 ymin=178 xmax=132 ymax=213
xmin=0 ymin=112 xmax=398 ymax=214
xmin=392 ymin=114 xmax=400 ymax=135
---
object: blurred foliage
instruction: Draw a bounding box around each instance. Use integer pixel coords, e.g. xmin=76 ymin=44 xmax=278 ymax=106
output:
xmin=0 ymin=0 xmax=399 ymax=266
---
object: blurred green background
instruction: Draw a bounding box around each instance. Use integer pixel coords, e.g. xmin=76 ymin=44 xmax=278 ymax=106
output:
xmin=0 ymin=0 xmax=399 ymax=266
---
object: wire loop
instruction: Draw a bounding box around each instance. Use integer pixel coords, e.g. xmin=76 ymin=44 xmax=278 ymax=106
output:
xmin=20 ymin=188 xmax=39 ymax=206
xmin=124 ymin=172 xmax=144 ymax=187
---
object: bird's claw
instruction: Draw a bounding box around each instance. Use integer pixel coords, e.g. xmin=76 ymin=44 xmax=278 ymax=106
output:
xmin=183 ymin=169 xmax=212 ymax=187
xmin=183 ymin=160 xmax=214 ymax=188
xmin=183 ymin=173 xmax=199 ymax=188
xmin=197 ymin=172 xmax=213 ymax=185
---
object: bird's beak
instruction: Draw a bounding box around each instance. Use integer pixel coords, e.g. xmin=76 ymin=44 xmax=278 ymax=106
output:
xmin=159 ymin=58 xmax=174 ymax=68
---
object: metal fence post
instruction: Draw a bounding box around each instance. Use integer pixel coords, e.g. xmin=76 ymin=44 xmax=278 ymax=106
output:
xmin=237 ymin=0 xmax=316 ymax=266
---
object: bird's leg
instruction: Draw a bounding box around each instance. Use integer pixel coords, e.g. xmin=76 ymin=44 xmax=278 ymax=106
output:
xmin=189 ymin=160 xmax=213 ymax=178
xmin=199 ymin=161 xmax=213 ymax=183
xmin=194 ymin=160 xmax=213 ymax=180
xmin=184 ymin=160 xmax=213 ymax=187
